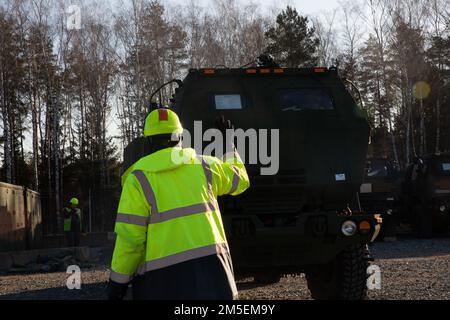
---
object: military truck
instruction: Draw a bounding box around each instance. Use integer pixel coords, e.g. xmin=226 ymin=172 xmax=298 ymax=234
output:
xmin=123 ymin=60 xmax=382 ymax=300
xmin=359 ymin=158 xmax=401 ymax=240
xmin=401 ymin=153 xmax=450 ymax=237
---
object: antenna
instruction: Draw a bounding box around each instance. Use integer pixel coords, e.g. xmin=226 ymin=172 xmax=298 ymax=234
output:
xmin=148 ymin=79 xmax=183 ymax=113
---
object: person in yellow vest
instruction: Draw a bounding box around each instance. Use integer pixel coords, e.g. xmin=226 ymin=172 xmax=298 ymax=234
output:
xmin=63 ymin=198 xmax=82 ymax=247
xmin=108 ymin=108 xmax=250 ymax=300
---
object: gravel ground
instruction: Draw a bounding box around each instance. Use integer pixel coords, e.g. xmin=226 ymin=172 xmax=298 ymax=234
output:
xmin=239 ymin=237 xmax=450 ymax=300
xmin=1 ymin=237 xmax=449 ymax=300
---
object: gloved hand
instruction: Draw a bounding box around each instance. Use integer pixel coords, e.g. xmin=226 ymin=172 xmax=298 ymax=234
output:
xmin=215 ymin=115 xmax=234 ymax=133
xmin=215 ymin=115 xmax=235 ymax=156
xmin=108 ymin=280 xmax=129 ymax=300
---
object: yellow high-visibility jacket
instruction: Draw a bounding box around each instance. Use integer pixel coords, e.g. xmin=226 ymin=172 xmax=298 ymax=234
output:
xmin=63 ymin=207 xmax=81 ymax=232
xmin=110 ymin=147 xmax=249 ymax=292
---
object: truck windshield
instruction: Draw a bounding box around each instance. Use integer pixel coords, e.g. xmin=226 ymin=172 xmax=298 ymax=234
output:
xmin=278 ymin=88 xmax=333 ymax=111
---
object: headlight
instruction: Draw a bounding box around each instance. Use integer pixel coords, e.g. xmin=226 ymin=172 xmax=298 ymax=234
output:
xmin=341 ymin=220 xmax=357 ymax=236
xmin=386 ymin=209 xmax=393 ymax=215
xmin=440 ymin=205 xmax=446 ymax=212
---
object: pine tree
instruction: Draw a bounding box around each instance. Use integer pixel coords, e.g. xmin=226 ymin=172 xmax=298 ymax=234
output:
xmin=265 ymin=6 xmax=319 ymax=67
xmin=0 ymin=9 xmax=27 ymax=185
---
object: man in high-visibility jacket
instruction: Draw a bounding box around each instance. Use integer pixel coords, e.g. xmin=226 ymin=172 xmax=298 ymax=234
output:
xmin=108 ymin=108 xmax=250 ymax=300
xmin=63 ymin=198 xmax=82 ymax=247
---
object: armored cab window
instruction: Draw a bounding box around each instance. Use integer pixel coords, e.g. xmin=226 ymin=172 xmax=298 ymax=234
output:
xmin=214 ymin=94 xmax=243 ymax=110
xmin=442 ymin=163 xmax=450 ymax=171
xmin=278 ymin=88 xmax=333 ymax=111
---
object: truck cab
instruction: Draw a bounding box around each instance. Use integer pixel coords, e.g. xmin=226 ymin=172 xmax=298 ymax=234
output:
xmin=402 ymin=153 xmax=450 ymax=236
xmin=360 ymin=158 xmax=401 ymax=240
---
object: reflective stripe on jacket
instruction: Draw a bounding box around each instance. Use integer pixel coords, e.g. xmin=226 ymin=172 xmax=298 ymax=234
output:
xmin=110 ymin=147 xmax=249 ymax=288
xmin=63 ymin=207 xmax=81 ymax=232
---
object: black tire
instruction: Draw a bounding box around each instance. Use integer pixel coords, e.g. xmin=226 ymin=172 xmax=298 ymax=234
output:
xmin=253 ymin=272 xmax=281 ymax=285
xmin=305 ymin=244 xmax=369 ymax=300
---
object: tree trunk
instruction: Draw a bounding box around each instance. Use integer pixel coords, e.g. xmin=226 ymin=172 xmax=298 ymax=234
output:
xmin=30 ymin=49 xmax=39 ymax=190
xmin=435 ymin=96 xmax=440 ymax=153
xmin=0 ymin=65 xmax=12 ymax=184
xmin=53 ymin=94 xmax=61 ymax=234
xmin=419 ymin=98 xmax=426 ymax=155
xmin=388 ymin=110 xmax=400 ymax=168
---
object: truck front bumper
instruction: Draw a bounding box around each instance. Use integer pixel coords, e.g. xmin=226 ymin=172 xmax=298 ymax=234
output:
xmin=224 ymin=211 xmax=381 ymax=274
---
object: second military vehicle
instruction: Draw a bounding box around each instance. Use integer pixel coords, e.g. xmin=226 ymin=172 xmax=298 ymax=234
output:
xmin=123 ymin=57 xmax=382 ymax=300
xmin=401 ymin=153 xmax=450 ymax=237
xmin=359 ymin=158 xmax=401 ymax=240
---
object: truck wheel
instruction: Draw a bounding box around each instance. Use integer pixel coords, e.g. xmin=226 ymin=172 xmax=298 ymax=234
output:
xmin=253 ymin=272 xmax=282 ymax=284
xmin=305 ymin=244 xmax=369 ymax=300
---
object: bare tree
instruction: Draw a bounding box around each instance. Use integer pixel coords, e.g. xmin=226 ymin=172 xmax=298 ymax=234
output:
xmin=338 ymin=0 xmax=365 ymax=81
xmin=312 ymin=9 xmax=339 ymax=66
xmin=361 ymin=0 xmax=401 ymax=165
xmin=427 ymin=0 xmax=449 ymax=153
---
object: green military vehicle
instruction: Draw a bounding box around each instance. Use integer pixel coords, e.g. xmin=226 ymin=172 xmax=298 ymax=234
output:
xmin=123 ymin=58 xmax=382 ymax=300
xmin=401 ymin=153 xmax=450 ymax=237
xmin=359 ymin=158 xmax=401 ymax=240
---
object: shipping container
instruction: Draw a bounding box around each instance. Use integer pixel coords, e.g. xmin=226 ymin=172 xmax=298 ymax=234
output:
xmin=0 ymin=182 xmax=42 ymax=252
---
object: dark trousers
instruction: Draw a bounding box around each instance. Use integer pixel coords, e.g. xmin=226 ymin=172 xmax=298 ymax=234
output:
xmin=65 ymin=226 xmax=81 ymax=247
xmin=131 ymin=254 xmax=235 ymax=300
